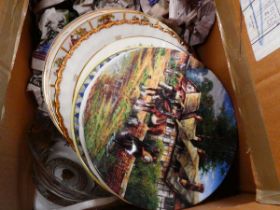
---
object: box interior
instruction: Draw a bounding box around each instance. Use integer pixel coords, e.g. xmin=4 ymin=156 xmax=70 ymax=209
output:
xmin=215 ymin=1 xmax=280 ymax=203
xmin=1 ymin=2 xmax=279 ymax=209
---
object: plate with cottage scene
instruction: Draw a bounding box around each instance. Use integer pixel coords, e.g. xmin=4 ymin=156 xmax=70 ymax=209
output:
xmin=71 ymin=38 xmax=184 ymax=190
xmin=72 ymin=47 xmax=238 ymax=209
xmin=71 ymin=50 xmax=133 ymax=193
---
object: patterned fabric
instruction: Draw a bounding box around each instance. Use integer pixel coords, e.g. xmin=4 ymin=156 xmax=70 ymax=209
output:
xmin=141 ymin=0 xmax=216 ymax=46
xmin=93 ymin=0 xmax=141 ymax=10
xmin=172 ymin=0 xmax=216 ymax=46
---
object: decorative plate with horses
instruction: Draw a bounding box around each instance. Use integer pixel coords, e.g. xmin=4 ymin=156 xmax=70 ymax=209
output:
xmin=72 ymin=47 xmax=238 ymax=209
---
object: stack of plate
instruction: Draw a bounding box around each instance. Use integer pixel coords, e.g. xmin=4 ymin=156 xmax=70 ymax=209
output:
xmin=43 ymin=9 xmax=238 ymax=210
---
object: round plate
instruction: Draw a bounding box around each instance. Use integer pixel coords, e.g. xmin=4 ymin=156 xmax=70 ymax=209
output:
xmin=43 ymin=10 xmax=108 ymax=134
xmin=43 ymin=9 xmax=187 ymax=143
xmin=72 ymin=47 xmax=238 ymax=209
xmin=72 ymin=50 xmax=132 ymax=195
xmin=73 ymin=47 xmax=189 ymax=195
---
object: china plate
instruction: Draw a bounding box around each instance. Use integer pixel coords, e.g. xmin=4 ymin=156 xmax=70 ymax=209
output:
xmin=71 ymin=50 xmax=131 ymax=195
xmin=43 ymin=9 xmax=109 ymax=134
xmin=72 ymin=47 xmax=238 ymax=209
xmin=45 ymin=9 xmax=187 ymax=142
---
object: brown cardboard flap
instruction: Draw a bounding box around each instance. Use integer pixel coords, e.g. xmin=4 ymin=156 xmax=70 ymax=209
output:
xmin=0 ymin=0 xmax=29 ymax=119
xmin=215 ymin=0 xmax=280 ymax=204
xmin=0 ymin=14 xmax=35 ymax=210
xmin=256 ymin=190 xmax=280 ymax=205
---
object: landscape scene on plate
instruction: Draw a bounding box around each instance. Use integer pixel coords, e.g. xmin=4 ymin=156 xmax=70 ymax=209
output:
xmin=83 ymin=48 xmax=237 ymax=210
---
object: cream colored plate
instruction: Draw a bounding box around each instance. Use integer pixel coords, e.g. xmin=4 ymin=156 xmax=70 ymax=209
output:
xmin=43 ymin=10 xmax=109 ymax=134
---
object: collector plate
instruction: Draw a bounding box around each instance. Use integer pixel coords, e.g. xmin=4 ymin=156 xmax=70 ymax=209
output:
xmin=72 ymin=50 xmax=132 ymax=195
xmin=43 ymin=9 xmax=187 ymax=143
xmin=72 ymin=47 xmax=238 ymax=209
xmin=71 ymin=38 xmax=183 ymax=191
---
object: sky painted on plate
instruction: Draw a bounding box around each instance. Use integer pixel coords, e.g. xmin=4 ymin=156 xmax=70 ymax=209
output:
xmin=186 ymin=67 xmax=236 ymax=201
xmin=186 ymin=67 xmax=236 ymax=125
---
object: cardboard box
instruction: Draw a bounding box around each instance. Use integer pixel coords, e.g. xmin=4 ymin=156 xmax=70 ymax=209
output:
xmin=0 ymin=11 xmax=35 ymax=210
xmin=215 ymin=0 xmax=280 ymax=205
xmin=0 ymin=0 xmax=280 ymax=209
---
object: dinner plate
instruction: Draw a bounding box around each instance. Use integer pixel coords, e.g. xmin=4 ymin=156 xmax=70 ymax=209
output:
xmin=75 ymin=46 xmax=184 ymax=192
xmin=43 ymin=10 xmax=109 ymax=134
xmin=44 ymin=9 xmax=137 ymax=134
xmin=72 ymin=47 xmax=238 ymax=209
xmin=72 ymin=36 xmax=184 ymax=116
xmin=72 ymin=47 xmax=199 ymax=193
xmin=71 ymin=38 xmax=183 ymax=192
xmin=72 ymin=51 xmax=130 ymax=195
xmin=45 ymin=9 xmax=187 ymax=142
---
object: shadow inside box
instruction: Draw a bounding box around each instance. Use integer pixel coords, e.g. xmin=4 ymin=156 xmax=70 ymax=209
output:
xmin=97 ymin=201 xmax=144 ymax=210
